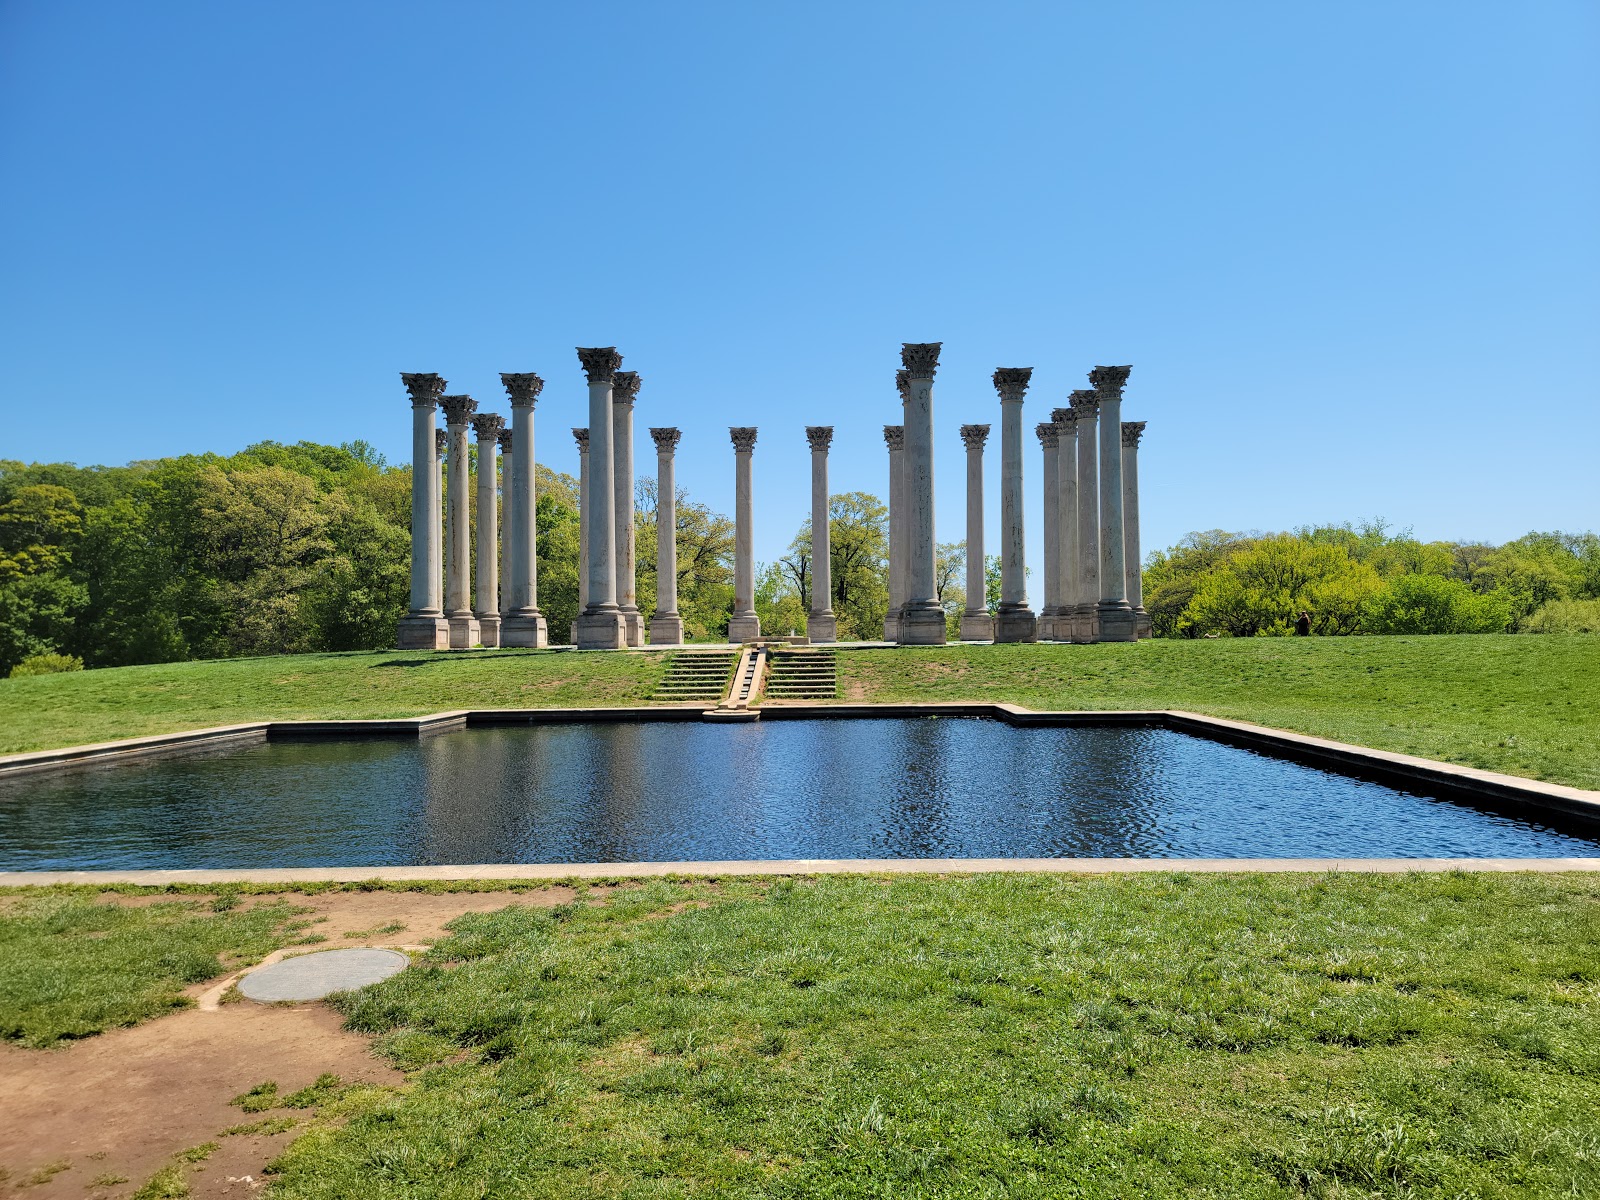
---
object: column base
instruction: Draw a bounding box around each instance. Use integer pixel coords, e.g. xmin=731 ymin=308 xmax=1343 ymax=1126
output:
xmin=883 ymin=611 xmax=901 ymax=642
xmin=447 ymin=615 xmax=481 ymax=649
xmin=396 ymin=615 xmax=449 ymax=650
xmin=898 ymin=604 xmax=947 ymax=645
xmin=1038 ymin=608 xmax=1067 ymax=641
xmin=1069 ymin=605 xmax=1099 ymax=643
xmin=621 ymin=607 xmax=645 ymax=648
xmin=648 ymin=614 xmax=685 ymax=645
xmin=1135 ymin=608 xmax=1152 ymax=639
xmin=728 ymin=612 xmax=763 ymax=642
xmin=994 ymin=605 xmax=1038 ymax=643
xmin=806 ymin=613 xmax=837 ymax=644
xmin=501 ymin=611 xmax=548 ymax=648
xmin=1096 ymin=602 xmax=1138 ymax=643
xmin=576 ymin=609 xmax=628 ymax=650
xmin=475 ymin=616 xmax=502 ymax=648
xmin=958 ymin=611 xmax=994 ymax=642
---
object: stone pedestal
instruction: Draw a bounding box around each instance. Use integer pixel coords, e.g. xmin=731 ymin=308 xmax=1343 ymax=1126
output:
xmin=1091 ymin=366 xmax=1137 ymax=643
xmin=728 ymin=427 xmax=762 ymax=642
xmin=1122 ymin=419 xmax=1149 ymax=639
xmin=806 ymin=426 xmax=838 ymax=643
xmin=398 ymin=372 xmax=449 ymax=649
xmin=1069 ymin=389 xmax=1101 ymax=643
xmin=883 ymin=419 xmax=905 ymax=641
xmin=612 ymin=372 xmax=644 ymax=647
xmin=499 ymin=373 xmax=548 ymax=648
xmin=959 ymin=424 xmax=993 ymax=642
xmin=574 ymin=348 xmax=627 ymax=650
xmin=993 ymin=367 xmax=1037 ymax=643
xmin=649 ymin=427 xmax=685 ymax=645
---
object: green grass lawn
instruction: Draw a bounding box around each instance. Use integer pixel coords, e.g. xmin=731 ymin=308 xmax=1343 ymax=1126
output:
xmin=14 ymin=874 xmax=1591 ymax=1198
xmin=838 ymin=636 xmax=1600 ymax=790
xmin=2 ymin=636 xmax=1596 ymax=789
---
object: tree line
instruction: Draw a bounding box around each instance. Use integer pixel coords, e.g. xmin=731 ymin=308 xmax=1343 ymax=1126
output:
xmin=1 ymin=444 xmax=1595 ymax=675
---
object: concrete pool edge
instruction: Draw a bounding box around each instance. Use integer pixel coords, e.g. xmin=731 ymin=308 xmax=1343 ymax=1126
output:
xmin=5 ymin=856 xmax=1600 ymax=887
xmin=5 ymin=701 xmax=1596 ymax=825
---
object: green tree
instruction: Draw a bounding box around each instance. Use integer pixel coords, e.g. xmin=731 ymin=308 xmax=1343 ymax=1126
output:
xmin=1181 ymin=536 xmax=1381 ymax=636
xmin=1361 ymin=574 xmax=1512 ymax=635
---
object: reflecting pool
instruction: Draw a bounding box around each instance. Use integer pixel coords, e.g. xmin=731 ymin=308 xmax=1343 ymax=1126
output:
xmin=1 ymin=719 xmax=1594 ymax=870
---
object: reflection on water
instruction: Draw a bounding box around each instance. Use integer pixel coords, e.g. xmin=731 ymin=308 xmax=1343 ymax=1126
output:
xmin=0 ymin=719 xmax=1594 ymax=870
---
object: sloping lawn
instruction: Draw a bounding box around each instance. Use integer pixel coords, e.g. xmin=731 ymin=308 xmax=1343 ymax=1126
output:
xmin=840 ymin=636 xmax=1600 ymax=789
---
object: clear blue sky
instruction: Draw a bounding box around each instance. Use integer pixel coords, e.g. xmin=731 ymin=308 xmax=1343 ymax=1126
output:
xmin=3 ymin=1 xmax=1596 ymax=584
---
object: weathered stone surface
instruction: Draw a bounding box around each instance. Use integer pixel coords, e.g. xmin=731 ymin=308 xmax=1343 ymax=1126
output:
xmin=239 ymin=949 xmax=408 ymax=1003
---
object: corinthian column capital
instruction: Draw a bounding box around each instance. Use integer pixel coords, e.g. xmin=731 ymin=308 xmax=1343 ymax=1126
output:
xmin=613 ymin=371 xmax=642 ymax=407
xmin=895 ymin=369 xmax=910 ymax=402
xmin=497 ymin=429 xmax=513 ymax=453
xmin=1069 ymin=388 xmax=1100 ymax=417
xmin=435 ymin=429 xmax=448 ymax=456
xmin=901 ymin=342 xmax=942 ymax=380
xmin=576 ymin=346 xmax=623 ymax=383
xmin=992 ymin=367 xmax=1033 ymax=402
xmin=806 ymin=426 xmax=834 ymax=451
xmin=500 ymin=372 xmax=544 ymax=407
xmin=470 ymin=412 xmax=505 ymax=441
xmin=440 ymin=394 xmax=478 ymax=426
xmin=1035 ymin=422 xmax=1060 ymax=448
xmin=960 ymin=423 xmax=990 ymax=450
xmin=572 ymin=427 xmax=589 ymax=451
xmin=1121 ymin=421 xmax=1147 ymax=447
xmin=650 ymin=427 xmax=681 ymax=452
xmin=1052 ymin=407 xmax=1076 ymax=427
xmin=883 ymin=425 xmax=905 ymax=451
xmin=730 ymin=427 xmax=758 ymax=453
xmin=401 ymin=372 xmax=447 ymax=407
xmin=1089 ymin=364 xmax=1132 ymax=399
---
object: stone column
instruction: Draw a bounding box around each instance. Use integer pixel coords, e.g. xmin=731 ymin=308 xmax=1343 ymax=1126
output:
xmin=728 ymin=428 xmax=761 ymax=642
xmin=648 ymin=427 xmax=684 ymax=645
xmin=992 ymin=368 xmax=1037 ymax=642
xmin=1036 ymin=422 xmax=1062 ymax=640
xmin=958 ymin=424 xmax=993 ymax=641
xmin=574 ymin=347 xmax=626 ymax=649
xmin=497 ymin=427 xmax=513 ymax=616
xmin=435 ymin=428 xmax=448 ymax=614
xmin=1069 ymin=388 xmax=1101 ymax=642
xmin=898 ymin=343 xmax=945 ymax=644
xmin=1122 ymin=420 xmax=1150 ymax=639
xmin=470 ymin=412 xmax=505 ymax=647
xmin=440 ymin=394 xmax=480 ymax=648
xmin=571 ymin=428 xmax=589 ymax=644
xmin=1051 ymin=408 xmax=1081 ymax=642
xmin=1091 ymin=365 xmax=1136 ymax=642
xmin=612 ymin=371 xmax=643 ymax=647
xmin=803 ymin=426 xmax=837 ymax=643
xmin=882 ymin=424 xmax=905 ymax=641
xmin=397 ymin=373 xmax=449 ymax=649
xmin=499 ymin=373 xmax=548 ymax=648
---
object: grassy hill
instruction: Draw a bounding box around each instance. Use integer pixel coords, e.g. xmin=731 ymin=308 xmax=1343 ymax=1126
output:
xmin=1 ymin=635 xmax=1596 ymax=789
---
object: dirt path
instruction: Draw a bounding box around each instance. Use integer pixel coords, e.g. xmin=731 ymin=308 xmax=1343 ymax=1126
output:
xmin=0 ymin=888 xmax=576 ymax=1198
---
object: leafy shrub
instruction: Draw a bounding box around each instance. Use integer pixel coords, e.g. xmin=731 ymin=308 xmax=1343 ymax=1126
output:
xmin=7 ymin=651 xmax=84 ymax=678
xmin=1361 ymin=575 xmax=1511 ymax=635
xmin=1520 ymin=597 xmax=1600 ymax=634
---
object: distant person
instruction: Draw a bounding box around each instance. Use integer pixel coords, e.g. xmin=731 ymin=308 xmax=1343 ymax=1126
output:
xmin=1294 ymin=610 xmax=1312 ymax=636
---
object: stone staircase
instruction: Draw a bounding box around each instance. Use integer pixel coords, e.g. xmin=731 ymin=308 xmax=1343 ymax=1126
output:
xmin=762 ymin=649 xmax=839 ymax=701
xmin=650 ymin=651 xmax=738 ymax=704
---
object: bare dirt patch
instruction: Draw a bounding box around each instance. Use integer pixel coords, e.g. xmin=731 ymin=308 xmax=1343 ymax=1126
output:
xmin=0 ymin=887 xmax=576 ymax=1199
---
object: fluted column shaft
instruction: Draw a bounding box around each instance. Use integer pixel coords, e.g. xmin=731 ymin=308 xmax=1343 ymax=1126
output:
xmin=1122 ymin=421 xmax=1149 ymax=638
xmin=728 ymin=428 xmax=761 ymax=641
xmin=1072 ymin=391 xmax=1101 ymax=641
xmin=806 ymin=427 xmax=836 ymax=643
xmin=472 ymin=414 xmax=504 ymax=645
xmin=1038 ymin=424 xmax=1061 ymax=638
xmin=883 ymin=426 xmax=905 ymax=640
xmin=959 ymin=425 xmax=993 ymax=642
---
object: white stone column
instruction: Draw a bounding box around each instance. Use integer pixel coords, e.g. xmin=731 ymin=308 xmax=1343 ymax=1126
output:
xmin=612 ymin=371 xmax=643 ymax=647
xmin=648 ymin=427 xmax=684 ymax=645
xmin=440 ymin=394 xmax=481 ymax=648
xmin=958 ymin=424 xmax=993 ymax=641
xmin=882 ymin=424 xmax=905 ymax=641
xmin=497 ymin=427 xmax=513 ymax=616
xmin=1051 ymin=408 xmax=1081 ymax=642
xmin=992 ymin=368 xmax=1037 ymax=642
xmin=470 ymin=412 xmax=505 ymax=647
xmin=397 ymin=373 xmax=449 ymax=649
xmin=728 ymin=427 xmax=761 ymax=642
xmin=500 ymin=374 xmax=548 ymax=648
xmin=435 ymin=428 xmax=447 ymax=614
xmin=1036 ymin=422 xmax=1062 ymax=640
xmin=574 ymin=347 xmax=626 ymax=649
xmin=571 ymin=428 xmax=589 ymax=645
xmin=806 ymin=426 xmax=837 ymax=643
xmin=1069 ymin=388 xmax=1101 ymax=642
xmin=1091 ymin=365 xmax=1136 ymax=642
xmin=898 ymin=343 xmax=945 ymax=645
xmin=1122 ymin=420 xmax=1150 ymax=639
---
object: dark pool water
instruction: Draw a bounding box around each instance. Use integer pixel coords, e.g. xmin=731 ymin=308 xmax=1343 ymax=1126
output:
xmin=1 ymin=719 xmax=1594 ymax=870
